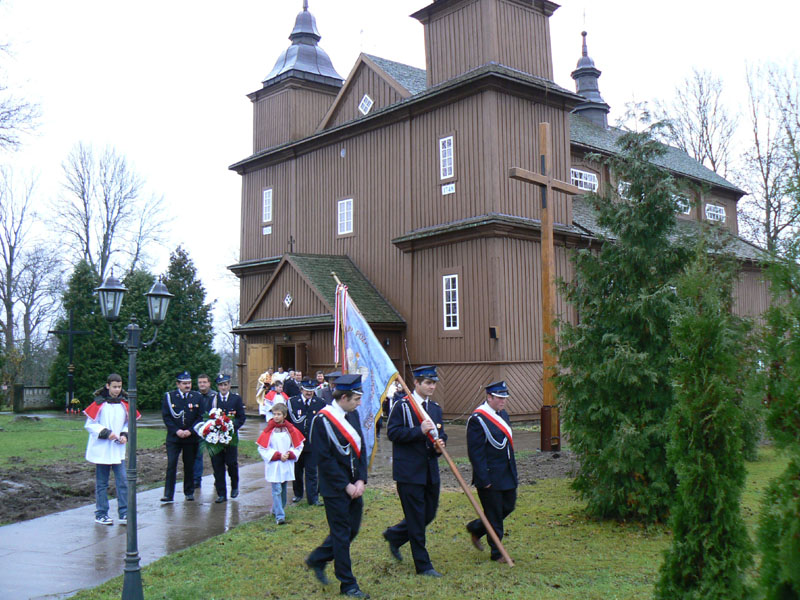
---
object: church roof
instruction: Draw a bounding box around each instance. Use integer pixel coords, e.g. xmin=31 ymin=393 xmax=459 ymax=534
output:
xmin=364 ymin=54 xmax=428 ymax=95
xmin=570 ymin=114 xmax=744 ymax=195
xmin=572 ymin=196 xmax=766 ymax=263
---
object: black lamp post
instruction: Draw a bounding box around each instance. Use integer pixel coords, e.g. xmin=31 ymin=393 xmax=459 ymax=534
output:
xmin=95 ymin=274 xmax=173 ymax=600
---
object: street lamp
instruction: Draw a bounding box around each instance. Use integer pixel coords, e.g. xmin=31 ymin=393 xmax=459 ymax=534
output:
xmin=95 ymin=274 xmax=173 ymax=600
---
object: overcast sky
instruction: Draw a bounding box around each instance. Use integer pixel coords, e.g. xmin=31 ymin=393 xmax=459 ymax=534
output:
xmin=2 ymin=0 xmax=799 ymax=329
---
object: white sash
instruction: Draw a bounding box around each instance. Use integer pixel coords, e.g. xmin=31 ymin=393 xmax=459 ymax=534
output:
xmin=319 ymin=404 xmax=361 ymax=455
xmin=475 ymin=402 xmax=513 ymax=444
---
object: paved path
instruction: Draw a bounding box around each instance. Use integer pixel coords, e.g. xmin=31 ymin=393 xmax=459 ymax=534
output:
xmin=0 ymin=412 xmax=540 ymax=599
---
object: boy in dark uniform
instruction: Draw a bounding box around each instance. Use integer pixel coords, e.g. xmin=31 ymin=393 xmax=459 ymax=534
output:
xmin=289 ymin=379 xmax=326 ymax=505
xmin=209 ymin=374 xmax=246 ymax=503
xmin=161 ymin=371 xmax=203 ymax=502
xmin=305 ymin=374 xmax=370 ymax=599
xmin=383 ymin=366 xmax=447 ymax=577
xmin=465 ymin=381 xmax=518 ymax=562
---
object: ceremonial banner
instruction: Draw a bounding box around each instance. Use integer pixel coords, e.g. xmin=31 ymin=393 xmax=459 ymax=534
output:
xmin=334 ymin=284 xmax=398 ymax=466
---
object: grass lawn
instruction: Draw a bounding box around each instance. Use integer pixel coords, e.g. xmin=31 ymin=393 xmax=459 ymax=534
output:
xmin=72 ymin=446 xmax=788 ymax=600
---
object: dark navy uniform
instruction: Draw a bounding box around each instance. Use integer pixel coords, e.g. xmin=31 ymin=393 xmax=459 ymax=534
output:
xmin=161 ymin=378 xmax=203 ymax=500
xmin=289 ymin=382 xmax=326 ymax=504
xmin=208 ymin=378 xmax=246 ymax=500
xmin=306 ymin=375 xmax=368 ymax=596
xmin=465 ymin=382 xmax=518 ymax=561
xmin=283 ymin=376 xmax=301 ymax=398
xmin=192 ymin=387 xmax=217 ymax=486
xmin=384 ymin=382 xmax=448 ymax=574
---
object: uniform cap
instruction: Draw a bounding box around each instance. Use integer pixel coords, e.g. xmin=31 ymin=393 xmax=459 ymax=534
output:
xmin=334 ymin=374 xmax=363 ymax=394
xmin=485 ymin=380 xmax=509 ymax=398
xmin=300 ymin=379 xmax=317 ymax=390
xmin=215 ymin=373 xmax=231 ymax=384
xmin=412 ymin=365 xmax=439 ymax=381
xmin=176 ymin=370 xmax=192 ymax=382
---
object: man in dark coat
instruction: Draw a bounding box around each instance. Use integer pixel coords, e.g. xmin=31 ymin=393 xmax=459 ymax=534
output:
xmin=207 ymin=374 xmax=246 ymax=503
xmin=161 ymin=371 xmax=203 ymax=502
xmin=289 ymin=379 xmax=326 ymax=505
xmin=283 ymin=370 xmax=301 ymax=398
xmin=305 ymin=374 xmax=370 ymax=598
xmin=383 ymin=366 xmax=447 ymax=577
xmin=465 ymin=381 xmax=518 ymax=563
xmin=192 ymin=373 xmax=216 ymax=488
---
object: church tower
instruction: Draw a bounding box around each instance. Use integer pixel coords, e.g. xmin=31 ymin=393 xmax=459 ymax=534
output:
xmin=248 ymin=1 xmax=343 ymax=152
xmin=570 ymin=31 xmax=610 ymax=129
xmin=411 ymin=0 xmax=559 ymax=87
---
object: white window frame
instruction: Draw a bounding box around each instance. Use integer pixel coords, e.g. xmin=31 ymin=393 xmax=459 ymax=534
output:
xmin=442 ymin=274 xmax=459 ymax=331
xmin=571 ymin=168 xmax=599 ymax=192
xmin=439 ymin=135 xmax=454 ymax=180
xmin=674 ymin=195 xmax=691 ymax=215
xmin=617 ymin=180 xmax=632 ymax=200
xmin=705 ymin=203 xmax=726 ymax=223
xmin=358 ymin=94 xmax=373 ymax=116
xmin=262 ymin=188 xmax=273 ymax=223
xmin=337 ymin=198 xmax=353 ymax=235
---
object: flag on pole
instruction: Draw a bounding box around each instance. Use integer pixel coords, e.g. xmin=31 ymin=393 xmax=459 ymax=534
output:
xmin=334 ymin=283 xmax=398 ymax=467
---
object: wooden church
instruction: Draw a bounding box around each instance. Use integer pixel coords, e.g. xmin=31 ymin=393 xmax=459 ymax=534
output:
xmin=230 ymin=0 xmax=768 ymax=418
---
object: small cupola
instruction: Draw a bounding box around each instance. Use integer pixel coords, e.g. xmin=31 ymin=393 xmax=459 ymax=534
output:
xmin=262 ymin=0 xmax=343 ymax=87
xmin=570 ymin=31 xmax=610 ymax=129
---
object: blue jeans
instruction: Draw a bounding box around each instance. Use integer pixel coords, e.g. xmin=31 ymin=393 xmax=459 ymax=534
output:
xmin=95 ymin=462 xmax=128 ymax=519
xmin=271 ymin=482 xmax=287 ymax=521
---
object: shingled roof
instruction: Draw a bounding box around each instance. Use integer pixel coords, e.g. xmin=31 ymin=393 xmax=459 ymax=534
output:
xmin=572 ymin=196 xmax=767 ymax=263
xmin=365 ymin=54 xmax=427 ymax=95
xmin=570 ymin=114 xmax=745 ymax=195
xmin=287 ymin=254 xmax=405 ymax=324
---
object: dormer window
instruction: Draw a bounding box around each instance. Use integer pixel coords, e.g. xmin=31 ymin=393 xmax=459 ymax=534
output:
xmin=571 ymin=168 xmax=598 ymax=192
xmin=705 ymin=203 xmax=726 ymax=223
xmin=674 ymin=195 xmax=691 ymax=215
xmin=358 ymin=94 xmax=374 ymax=116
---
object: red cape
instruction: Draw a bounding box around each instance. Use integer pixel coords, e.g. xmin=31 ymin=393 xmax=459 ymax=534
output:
xmin=83 ymin=399 xmax=141 ymax=421
xmin=257 ymin=419 xmax=305 ymax=449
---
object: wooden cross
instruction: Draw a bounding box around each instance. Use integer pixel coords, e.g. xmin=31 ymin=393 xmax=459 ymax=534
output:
xmin=509 ymin=122 xmax=581 ymax=452
xmin=49 ymin=309 xmax=93 ymax=410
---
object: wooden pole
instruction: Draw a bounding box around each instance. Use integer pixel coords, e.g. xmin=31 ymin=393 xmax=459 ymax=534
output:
xmin=395 ymin=375 xmax=515 ymax=567
xmin=538 ymin=122 xmax=560 ymax=452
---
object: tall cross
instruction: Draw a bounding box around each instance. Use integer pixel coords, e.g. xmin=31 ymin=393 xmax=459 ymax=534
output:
xmin=288 ymin=235 xmax=296 ymax=253
xmin=509 ymin=122 xmax=581 ymax=452
xmin=49 ymin=309 xmax=93 ymax=410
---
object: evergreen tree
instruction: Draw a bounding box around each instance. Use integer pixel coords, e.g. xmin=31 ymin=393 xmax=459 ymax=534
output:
xmin=756 ymin=255 xmax=800 ymax=599
xmin=48 ymin=261 xmax=121 ymax=408
xmin=555 ymin=126 xmax=688 ymax=522
xmin=655 ymin=245 xmax=753 ymax=600
xmin=138 ymin=246 xmax=218 ymax=407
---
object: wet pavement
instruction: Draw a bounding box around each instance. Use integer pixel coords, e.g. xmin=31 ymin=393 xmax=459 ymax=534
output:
xmin=0 ymin=412 xmax=540 ymax=599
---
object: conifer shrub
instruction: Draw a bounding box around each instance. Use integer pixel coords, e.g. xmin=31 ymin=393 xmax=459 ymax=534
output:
xmin=556 ymin=126 xmax=689 ymax=522
xmin=655 ymin=246 xmax=753 ymax=600
xmin=756 ymin=257 xmax=800 ymax=599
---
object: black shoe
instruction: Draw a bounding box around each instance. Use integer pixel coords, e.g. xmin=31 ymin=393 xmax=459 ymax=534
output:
xmin=382 ymin=531 xmax=402 ymax=562
xmin=231 ymin=488 xmax=239 ymax=498
xmin=292 ymin=496 xmax=302 ymax=503
xmin=309 ymin=499 xmax=323 ymax=506
xmin=185 ymin=495 xmax=194 ymax=501
xmin=160 ymin=497 xmax=173 ymax=503
xmin=419 ymin=568 xmax=443 ymax=577
xmin=305 ymin=557 xmax=329 ymax=585
xmin=341 ymin=589 xmax=370 ymax=598
xmin=215 ymin=496 xmax=227 ymax=504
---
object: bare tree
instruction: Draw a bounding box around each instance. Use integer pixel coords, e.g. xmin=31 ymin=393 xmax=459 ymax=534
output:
xmin=0 ymin=37 xmax=39 ymax=151
xmin=57 ymin=142 xmax=165 ymax=277
xmin=655 ymin=69 xmax=738 ymax=177
xmin=216 ymin=298 xmax=240 ymax=386
xmin=736 ymin=64 xmax=800 ymax=253
xmin=0 ymin=167 xmax=61 ymax=386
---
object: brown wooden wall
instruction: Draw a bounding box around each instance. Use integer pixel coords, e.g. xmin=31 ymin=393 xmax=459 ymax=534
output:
xmin=240 ymin=270 xmax=275 ymax=322
xmin=496 ymin=0 xmax=553 ymax=80
xmin=250 ymin=266 xmax=329 ymax=322
xmin=498 ymin=92 xmax=572 ymax=225
xmin=421 ymin=0 xmax=553 ymax=87
xmin=733 ymin=267 xmax=770 ymax=319
xmin=324 ymin=63 xmax=404 ymax=130
xmin=240 ymin=161 xmax=292 ymax=262
xmin=252 ymin=85 xmax=337 ymax=153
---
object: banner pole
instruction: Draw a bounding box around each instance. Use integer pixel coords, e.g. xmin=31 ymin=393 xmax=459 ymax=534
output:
xmin=395 ymin=374 xmax=514 ymax=567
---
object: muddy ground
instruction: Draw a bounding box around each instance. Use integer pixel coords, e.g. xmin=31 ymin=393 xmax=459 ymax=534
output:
xmin=0 ymin=445 xmax=577 ymax=524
